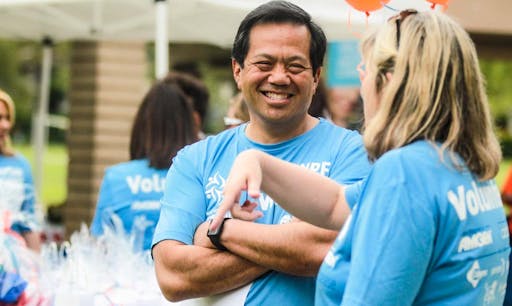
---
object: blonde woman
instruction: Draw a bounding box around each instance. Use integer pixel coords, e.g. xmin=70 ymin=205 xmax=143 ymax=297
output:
xmin=0 ymin=89 xmax=41 ymax=252
xmin=213 ymin=10 xmax=508 ymax=305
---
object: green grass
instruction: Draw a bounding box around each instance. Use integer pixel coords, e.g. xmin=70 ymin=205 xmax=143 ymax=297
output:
xmin=15 ymin=143 xmax=68 ymax=209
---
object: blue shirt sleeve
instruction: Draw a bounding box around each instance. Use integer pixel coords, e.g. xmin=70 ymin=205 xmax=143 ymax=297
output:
xmin=329 ymin=131 xmax=371 ymax=185
xmin=343 ymin=180 xmax=364 ymax=209
xmin=341 ymin=163 xmax=435 ymax=305
xmin=152 ymin=146 xmax=207 ymax=247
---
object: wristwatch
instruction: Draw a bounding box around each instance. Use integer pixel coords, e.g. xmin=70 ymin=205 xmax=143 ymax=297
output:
xmin=207 ymin=218 xmax=230 ymax=251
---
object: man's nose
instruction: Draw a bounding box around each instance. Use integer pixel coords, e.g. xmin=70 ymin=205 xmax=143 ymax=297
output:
xmin=267 ymin=64 xmax=291 ymax=86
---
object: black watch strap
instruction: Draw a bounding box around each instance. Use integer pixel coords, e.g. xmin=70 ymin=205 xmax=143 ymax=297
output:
xmin=207 ymin=218 xmax=230 ymax=251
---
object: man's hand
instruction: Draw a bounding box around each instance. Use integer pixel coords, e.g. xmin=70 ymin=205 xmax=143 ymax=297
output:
xmin=211 ymin=150 xmax=264 ymax=230
xmin=231 ymin=199 xmax=263 ymax=221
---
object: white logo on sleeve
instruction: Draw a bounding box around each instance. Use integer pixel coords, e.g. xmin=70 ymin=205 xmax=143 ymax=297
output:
xmin=205 ymin=172 xmax=226 ymax=202
xmin=466 ymin=260 xmax=488 ymax=288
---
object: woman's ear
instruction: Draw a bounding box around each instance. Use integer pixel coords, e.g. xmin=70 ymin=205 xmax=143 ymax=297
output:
xmin=385 ymin=72 xmax=393 ymax=82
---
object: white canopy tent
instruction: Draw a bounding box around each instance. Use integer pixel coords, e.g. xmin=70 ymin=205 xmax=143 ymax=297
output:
xmin=0 ymin=0 xmax=435 ymax=199
xmin=0 ymin=0 xmax=435 ymax=43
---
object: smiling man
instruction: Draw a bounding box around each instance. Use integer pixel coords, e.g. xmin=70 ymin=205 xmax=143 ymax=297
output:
xmin=151 ymin=1 xmax=370 ymax=305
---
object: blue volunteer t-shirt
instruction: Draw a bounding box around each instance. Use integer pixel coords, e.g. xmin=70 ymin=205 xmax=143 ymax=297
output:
xmin=91 ymin=159 xmax=167 ymax=251
xmin=152 ymin=119 xmax=371 ymax=306
xmin=0 ymin=154 xmax=37 ymax=233
xmin=316 ymin=140 xmax=510 ymax=306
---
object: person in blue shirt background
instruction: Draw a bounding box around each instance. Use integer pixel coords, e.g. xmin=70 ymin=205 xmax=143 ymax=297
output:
xmin=213 ymin=9 xmax=509 ymax=306
xmin=90 ymin=78 xmax=199 ymax=251
xmin=0 ymin=88 xmax=41 ymax=252
xmin=163 ymin=71 xmax=210 ymax=139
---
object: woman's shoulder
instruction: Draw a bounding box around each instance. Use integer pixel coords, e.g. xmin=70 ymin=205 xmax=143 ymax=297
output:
xmin=378 ymin=141 xmax=437 ymax=165
xmin=373 ymin=140 xmax=460 ymax=184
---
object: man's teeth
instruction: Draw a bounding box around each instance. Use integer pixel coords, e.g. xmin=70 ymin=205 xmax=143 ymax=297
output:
xmin=265 ymin=92 xmax=288 ymax=100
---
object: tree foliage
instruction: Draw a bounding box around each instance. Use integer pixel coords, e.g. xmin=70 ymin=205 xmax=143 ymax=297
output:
xmin=480 ymin=59 xmax=512 ymax=119
xmin=0 ymin=41 xmax=34 ymax=139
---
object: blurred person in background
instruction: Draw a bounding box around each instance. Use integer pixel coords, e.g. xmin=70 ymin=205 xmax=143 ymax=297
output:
xmin=90 ymin=80 xmax=198 ymax=251
xmin=163 ymin=71 xmax=210 ymax=139
xmin=0 ymin=88 xmax=41 ymax=252
xmin=326 ymin=87 xmax=362 ymax=130
xmin=307 ymin=77 xmax=328 ymax=118
xmin=224 ymin=92 xmax=250 ymax=129
xmin=308 ymin=80 xmax=363 ymax=131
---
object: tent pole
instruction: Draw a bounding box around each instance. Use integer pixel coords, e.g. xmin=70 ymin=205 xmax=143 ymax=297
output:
xmin=155 ymin=0 xmax=169 ymax=79
xmin=33 ymin=36 xmax=53 ymax=202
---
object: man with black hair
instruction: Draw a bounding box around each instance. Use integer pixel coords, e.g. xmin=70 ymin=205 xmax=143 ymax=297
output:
xmin=152 ymin=1 xmax=370 ymax=304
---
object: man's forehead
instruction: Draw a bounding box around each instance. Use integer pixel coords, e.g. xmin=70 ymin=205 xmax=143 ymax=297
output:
xmin=246 ymin=22 xmax=311 ymax=57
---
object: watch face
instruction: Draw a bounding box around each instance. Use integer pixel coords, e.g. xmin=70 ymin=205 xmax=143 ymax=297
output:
xmin=207 ymin=219 xmax=228 ymax=251
xmin=207 ymin=227 xmax=220 ymax=236
xmin=207 ymin=220 xmax=221 ymax=236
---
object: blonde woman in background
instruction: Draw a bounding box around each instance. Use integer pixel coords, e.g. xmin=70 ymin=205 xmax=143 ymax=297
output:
xmin=224 ymin=92 xmax=250 ymax=129
xmin=0 ymin=89 xmax=41 ymax=252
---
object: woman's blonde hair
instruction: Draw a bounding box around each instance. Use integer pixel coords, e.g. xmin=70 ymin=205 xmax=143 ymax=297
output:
xmin=362 ymin=10 xmax=501 ymax=180
xmin=0 ymin=89 xmax=15 ymax=156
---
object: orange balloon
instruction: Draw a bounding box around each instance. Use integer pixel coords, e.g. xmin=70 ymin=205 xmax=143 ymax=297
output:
xmin=427 ymin=0 xmax=449 ymax=4
xmin=346 ymin=0 xmax=390 ymax=13
xmin=426 ymin=0 xmax=449 ymax=9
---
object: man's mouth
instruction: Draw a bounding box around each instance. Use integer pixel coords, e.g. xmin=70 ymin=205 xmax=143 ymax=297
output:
xmin=262 ymin=91 xmax=292 ymax=100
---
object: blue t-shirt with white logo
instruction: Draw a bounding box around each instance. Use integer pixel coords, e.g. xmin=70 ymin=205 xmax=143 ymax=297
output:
xmin=91 ymin=159 xmax=167 ymax=251
xmin=0 ymin=154 xmax=37 ymax=233
xmin=316 ymin=140 xmax=510 ymax=306
xmin=152 ymin=119 xmax=371 ymax=306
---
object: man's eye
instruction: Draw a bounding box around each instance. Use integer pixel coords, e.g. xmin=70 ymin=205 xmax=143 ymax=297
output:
xmin=253 ymin=62 xmax=273 ymax=71
xmin=287 ymin=64 xmax=307 ymax=74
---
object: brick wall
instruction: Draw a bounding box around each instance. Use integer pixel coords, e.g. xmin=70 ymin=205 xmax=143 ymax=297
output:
xmin=64 ymin=41 xmax=148 ymax=236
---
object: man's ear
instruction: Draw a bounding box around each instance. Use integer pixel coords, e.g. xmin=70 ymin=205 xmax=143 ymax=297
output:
xmin=313 ymin=67 xmax=322 ymax=91
xmin=232 ymin=59 xmax=242 ymax=90
xmin=192 ymin=111 xmax=201 ymax=133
